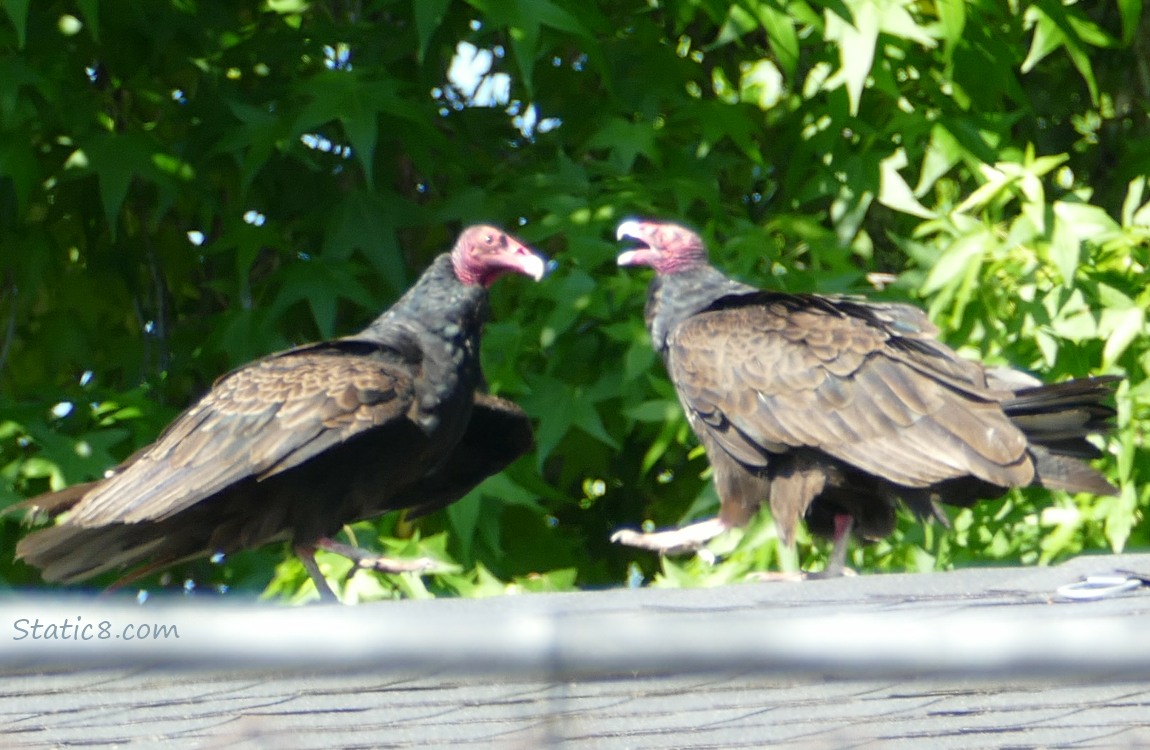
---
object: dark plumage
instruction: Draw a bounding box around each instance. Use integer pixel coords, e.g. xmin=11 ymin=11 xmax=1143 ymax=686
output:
xmin=612 ymin=219 xmax=1118 ymax=575
xmin=16 ymin=226 xmax=547 ymax=601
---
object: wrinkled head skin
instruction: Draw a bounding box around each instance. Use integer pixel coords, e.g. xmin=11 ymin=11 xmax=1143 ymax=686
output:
xmin=451 ymin=225 xmax=549 ymax=286
xmin=616 ymin=219 xmax=708 ymax=274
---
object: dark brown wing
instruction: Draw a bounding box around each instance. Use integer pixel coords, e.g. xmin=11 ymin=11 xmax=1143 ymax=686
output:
xmin=666 ymin=300 xmax=1035 ymax=490
xmin=401 ymin=392 xmax=534 ymax=519
xmin=64 ymin=349 xmax=415 ymax=526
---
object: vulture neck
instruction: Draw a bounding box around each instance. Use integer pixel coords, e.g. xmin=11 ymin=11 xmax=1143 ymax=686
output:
xmin=647 ymin=263 xmax=755 ymax=354
xmin=359 ymin=254 xmax=489 ymax=347
xmin=357 ymin=254 xmax=489 ymax=415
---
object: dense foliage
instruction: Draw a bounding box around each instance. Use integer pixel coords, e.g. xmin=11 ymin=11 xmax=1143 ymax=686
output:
xmin=0 ymin=0 xmax=1146 ymax=601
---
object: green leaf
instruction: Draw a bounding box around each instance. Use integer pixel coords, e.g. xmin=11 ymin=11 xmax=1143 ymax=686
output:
xmin=955 ymin=163 xmax=1013 ymax=214
xmin=446 ymin=490 xmax=490 ymax=562
xmin=1021 ymin=6 xmax=1068 ymax=72
xmin=529 ymin=0 xmax=591 ymax=37
xmin=714 ymin=4 xmax=758 ymax=47
xmin=76 ymin=0 xmax=99 ymax=43
xmin=1053 ymin=200 xmax=1120 ymax=238
xmin=270 ymin=259 xmax=378 ymax=339
xmin=1047 ymin=209 xmax=1081 ymax=285
xmin=1105 ymin=484 xmax=1137 ymax=552
xmin=1046 ymin=287 xmax=1096 ymax=341
xmin=874 ymin=0 xmax=937 ymax=47
xmin=879 ymin=149 xmax=935 ymax=219
xmin=1121 ymin=177 xmax=1147 ymax=228
xmin=626 ymin=400 xmax=681 ymax=423
xmin=1097 ymin=287 xmax=1143 ymax=368
xmin=471 ymin=0 xmax=591 ymax=95
xmin=1062 ymin=7 xmax=1119 ymax=48
xmin=1034 ymin=329 xmax=1059 ymax=367
xmin=512 ymin=567 xmax=578 ymax=593
xmin=914 ymin=124 xmax=962 ymax=196
xmin=1117 ymin=0 xmax=1142 ymax=45
xmin=756 ymin=2 xmax=799 ymax=80
xmin=297 ymin=74 xmax=420 ymax=188
xmin=935 ymin=0 xmax=966 ymax=58
xmin=522 ymin=374 xmax=619 ymax=462
xmin=921 ymin=230 xmax=988 ymax=296
xmin=698 ymin=101 xmax=762 ymax=164
xmin=740 ymin=59 xmax=785 ymax=111
xmin=829 ymin=182 xmax=873 ymax=245
xmin=586 ymin=117 xmax=658 ymax=172
xmin=415 ymin=0 xmax=452 ymax=62
xmin=1 ymin=0 xmax=29 ymax=48
xmin=1026 ymin=151 xmax=1070 ymax=178
xmin=639 ymin=413 xmax=689 ymax=475
xmin=1049 ymin=200 xmax=1122 ymax=283
xmin=151 ymin=152 xmax=195 ymax=181
xmin=1115 ymin=379 xmax=1136 ymax=484
xmin=623 ymin=342 xmax=657 ymax=382
xmin=82 ymin=133 xmax=155 ymax=233
xmin=324 ymin=190 xmax=411 ymax=295
xmin=1022 ymin=2 xmax=1106 ymax=103
xmin=446 ymin=472 xmax=541 ymax=564
xmin=0 ymin=134 xmax=39 ymax=212
xmin=539 ymin=269 xmax=596 ymax=342
xmin=824 ymin=1 xmax=878 ymax=116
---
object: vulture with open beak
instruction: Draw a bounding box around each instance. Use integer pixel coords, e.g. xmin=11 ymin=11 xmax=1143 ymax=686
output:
xmin=16 ymin=225 xmax=548 ymax=601
xmin=613 ymin=219 xmax=1118 ymax=576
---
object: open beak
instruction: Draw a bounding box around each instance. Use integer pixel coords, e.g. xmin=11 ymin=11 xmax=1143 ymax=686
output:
xmin=616 ymin=220 xmax=652 ymax=266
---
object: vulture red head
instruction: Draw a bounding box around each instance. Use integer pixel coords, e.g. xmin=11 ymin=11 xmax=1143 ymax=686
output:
xmin=452 ymin=224 xmax=549 ymax=286
xmin=616 ymin=219 xmax=707 ymax=274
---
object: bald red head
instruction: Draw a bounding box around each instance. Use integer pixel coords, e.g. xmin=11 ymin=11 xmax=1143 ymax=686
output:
xmin=616 ymin=220 xmax=707 ymax=274
xmin=451 ymin=225 xmax=548 ymax=286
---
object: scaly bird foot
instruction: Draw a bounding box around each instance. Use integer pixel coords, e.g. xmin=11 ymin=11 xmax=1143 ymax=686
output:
xmin=297 ymin=538 xmax=452 ymax=603
xmin=610 ymin=517 xmax=728 ymax=556
xmin=316 ymin=538 xmax=448 ymax=574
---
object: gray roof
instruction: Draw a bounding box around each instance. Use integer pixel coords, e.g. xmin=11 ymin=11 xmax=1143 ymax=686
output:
xmin=3 ymin=553 xmax=1150 ymax=748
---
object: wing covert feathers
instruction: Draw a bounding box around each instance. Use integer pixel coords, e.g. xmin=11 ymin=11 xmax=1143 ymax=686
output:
xmin=667 ymin=303 xmax=1036 ymax=490
xmin=65 ymin=352 xmax=413 ymax=526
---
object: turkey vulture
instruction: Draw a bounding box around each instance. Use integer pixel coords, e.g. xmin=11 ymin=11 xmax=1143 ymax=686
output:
xmin=612 ymin=219 xmax=1118 ymax=576
xmin=15 ymin=225 xmax=547 ymax=601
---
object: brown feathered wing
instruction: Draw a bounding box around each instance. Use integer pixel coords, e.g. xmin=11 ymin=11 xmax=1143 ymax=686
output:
xmin=63 ymin=348 xmax=415 ymax=527
xmin=15 ymin=343 xmax=422 ymax=583
xmin=664 ymin=299 xmax=1038 ymax=541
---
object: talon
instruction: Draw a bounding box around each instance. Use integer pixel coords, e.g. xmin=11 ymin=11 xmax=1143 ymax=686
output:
xmin=610 ymin=517 xmax=727 ymax=555
xmin=356 ymin=555 xmax=446 ymax=574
